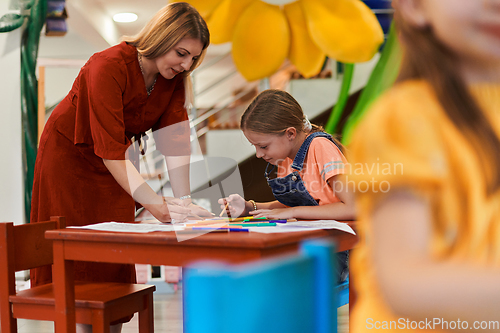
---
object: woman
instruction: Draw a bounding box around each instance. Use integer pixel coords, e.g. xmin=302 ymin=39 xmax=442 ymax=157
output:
xmin=31 ymin=2 xmax=211 ymax=332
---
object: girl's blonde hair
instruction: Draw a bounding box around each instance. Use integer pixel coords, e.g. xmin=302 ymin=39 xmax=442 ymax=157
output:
xmin=241 ymin=89 xmax=344 ymax=151
xmin=395 ymin=3 xmax=500 ymax=194
xmin=123 ymin=2 xmax=210 ymax=109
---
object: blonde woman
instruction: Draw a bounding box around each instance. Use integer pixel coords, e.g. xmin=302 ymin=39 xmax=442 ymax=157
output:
xmin=31 ymin=3 xmax=211 ymax=332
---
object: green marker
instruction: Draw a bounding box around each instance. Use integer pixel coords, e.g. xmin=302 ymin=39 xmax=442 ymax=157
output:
xmin=231 ymin=223 xmax=277 ymax=227
xmin=243 ymin=217 xmax=268 ymax=222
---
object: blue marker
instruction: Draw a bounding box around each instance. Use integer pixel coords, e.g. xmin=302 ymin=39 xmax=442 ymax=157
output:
xmin=228 ymin=228 xmax=249 ymax=232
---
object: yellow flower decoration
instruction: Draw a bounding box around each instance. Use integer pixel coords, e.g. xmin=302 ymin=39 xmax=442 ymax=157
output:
xmin=176 ymin=0 xmax=384 ymax=81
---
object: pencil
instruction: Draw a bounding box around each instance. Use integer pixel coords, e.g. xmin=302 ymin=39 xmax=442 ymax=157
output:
xmin=219 ymin=202 xmax=229 ymax=217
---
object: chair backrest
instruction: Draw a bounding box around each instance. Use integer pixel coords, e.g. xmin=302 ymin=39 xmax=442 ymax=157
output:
xmin=184 ymin=239 xmax=338 ymax=333
xmin=0 ymin=216 xmax=65 ymax=333
xmin=0 ymin=216 xmax=65 ymax=272
xmin=0 ymin=217 xmax=65 ymax=295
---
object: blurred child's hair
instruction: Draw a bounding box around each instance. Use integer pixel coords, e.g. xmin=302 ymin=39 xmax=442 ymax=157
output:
xmin=241 ymin=89 xmax=344 ymax=152
xmin=394 ymin=4 xmax=500 ymax=194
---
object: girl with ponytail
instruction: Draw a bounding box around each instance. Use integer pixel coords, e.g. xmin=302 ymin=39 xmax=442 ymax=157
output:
xmin=220 ymin=89 xmax=356 ymax=283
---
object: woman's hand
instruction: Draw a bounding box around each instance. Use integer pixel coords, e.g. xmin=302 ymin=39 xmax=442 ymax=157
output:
xmin=187 ymin=202 xmax=214 ymax=218
xmin=218 ymin=194 xmax=249 ymax=218
xmin=145 ymin=196 xmax=189 ymax=223
xmin=250 ymin=207 xmax=295 ymax=219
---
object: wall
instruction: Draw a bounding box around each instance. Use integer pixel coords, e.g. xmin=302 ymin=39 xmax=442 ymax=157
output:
xmin=0 ymin=3 xmax=101 ymax=224
xmin=0 ymin=2 xmax=23 ymax=224
xmin=205 ymin=55 xmax=379 ymax=163
xmin=38 ymin=29 xmax=101 ymax=107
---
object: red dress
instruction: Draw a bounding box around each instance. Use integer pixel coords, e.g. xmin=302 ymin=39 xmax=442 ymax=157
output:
xmin=30 ymin=42 xmax=189 ymax=310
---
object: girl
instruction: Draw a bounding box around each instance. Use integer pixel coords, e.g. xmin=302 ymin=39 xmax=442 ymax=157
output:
xmin=348 ymin=0 xmax=500 ymax=332
xmin=219 ymin=89 xmax=356 ymax=282
xmin=31 ymin=3 xmax=211 ymax=332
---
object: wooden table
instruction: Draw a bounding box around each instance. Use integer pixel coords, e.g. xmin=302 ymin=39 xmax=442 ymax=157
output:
xmin=46 ymin=224 xmax=357 ymax=333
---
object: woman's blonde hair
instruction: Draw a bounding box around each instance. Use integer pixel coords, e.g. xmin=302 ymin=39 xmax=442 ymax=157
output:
xmin=395 ymin=2 xmax=500 ymax=194
xmin=241 ymin=89 xmax=344 ymax=151
xmin=123 ymin=2 xmax=209 ymax=109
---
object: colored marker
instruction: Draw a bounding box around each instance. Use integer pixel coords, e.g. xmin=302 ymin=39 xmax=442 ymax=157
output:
xmin=229 ymin=219 xmax=267 ymax=223
xmin=187 ymin=226 xmax=248 ymax=232
xmin=229 ymin=219 xmax=284 ymax=223
xmin=241 ymin=219 xmax=287 ymax=223
xmin=230 ymin=223 xmax=277 ymax=227
xmin=269 ymin=219 xmax=287 ymax=223
xmin=228 ymin=228 xmax=249 ymax=232
xmin=229 ymin=216 xmax=265 ymax=221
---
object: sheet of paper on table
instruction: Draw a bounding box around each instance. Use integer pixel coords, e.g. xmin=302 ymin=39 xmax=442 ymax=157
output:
xmin=67 ymin=220 xmax=355 ymax=235
xmin=248 ymin=220 xmax=355 ymax=235
xmin=68 ymin=222 xmax=181 ymax=233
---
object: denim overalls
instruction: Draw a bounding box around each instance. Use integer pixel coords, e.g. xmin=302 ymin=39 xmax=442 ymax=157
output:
xmin=264 ymin=132 xmax=349 ymax=282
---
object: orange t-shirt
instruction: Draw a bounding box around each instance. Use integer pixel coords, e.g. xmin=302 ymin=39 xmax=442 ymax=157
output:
xmin=277 ymin=136 xmax=347 ymax=205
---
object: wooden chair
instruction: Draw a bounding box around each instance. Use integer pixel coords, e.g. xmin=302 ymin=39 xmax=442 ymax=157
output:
xmin=183 ymin=238 xmax=341 ymax=333
xmin=0 ymin=216 xmax=155 ymax=333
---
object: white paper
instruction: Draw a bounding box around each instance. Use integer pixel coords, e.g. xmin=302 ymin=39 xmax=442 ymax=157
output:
xmin=246 ymin=226 xmax=324 ymax=233
xmin=248 ymin=220 xmax=355 ymax=235
xmin=67 ymin=220 xmax=355 ymax=235
xmin=68 ymin=222 xmax=180 ymax=233
xmin=284 ymin=220 xmax=355 ymax=235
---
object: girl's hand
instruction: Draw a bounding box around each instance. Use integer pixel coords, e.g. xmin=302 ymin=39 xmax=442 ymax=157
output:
xmin=250 ymin=208 xmax=295 ymax=220
xmin=218 ymin=194 xmax=248 ymax=218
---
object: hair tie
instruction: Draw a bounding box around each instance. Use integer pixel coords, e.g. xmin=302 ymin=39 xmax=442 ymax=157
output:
xmin=303 ymin=115 xmax=312 ymax=132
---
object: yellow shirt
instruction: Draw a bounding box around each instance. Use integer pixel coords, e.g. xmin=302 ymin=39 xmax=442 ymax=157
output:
xmin=348 ymin=80 xmax=500 ymax=332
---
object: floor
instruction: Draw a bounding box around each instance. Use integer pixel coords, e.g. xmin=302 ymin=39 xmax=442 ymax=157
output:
xmin=13 ymin=290 xmax=349 ymax=333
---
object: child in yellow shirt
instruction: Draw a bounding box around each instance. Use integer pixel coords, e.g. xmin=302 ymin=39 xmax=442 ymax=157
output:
xmin=349 ymin=0 xmax=500 ymax=332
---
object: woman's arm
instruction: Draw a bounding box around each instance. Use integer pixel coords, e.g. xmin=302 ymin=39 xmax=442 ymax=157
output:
xmin=164 ymin=155 xmax=191 ymax=198
xmin=164 ymin=155 xmax=213 ymax=217
xmin=103 ymin=159 xmax=188 ymax=222
xmin=371 ymin=190 xmax=500 ymax=330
